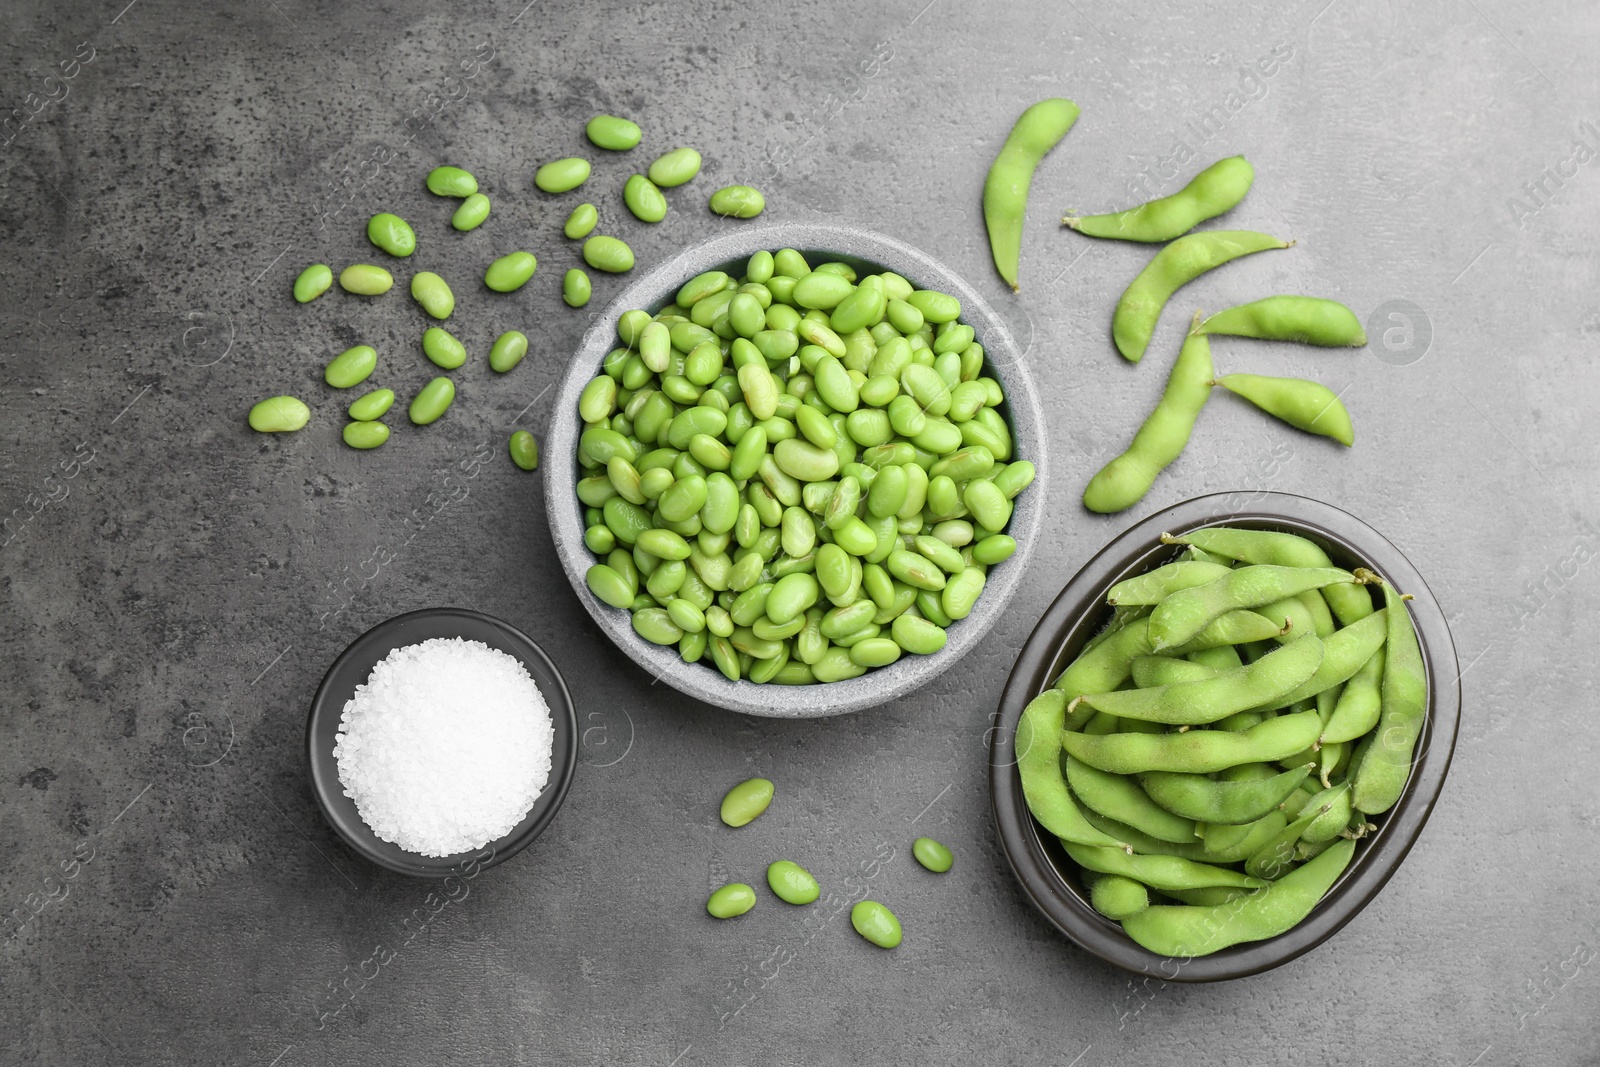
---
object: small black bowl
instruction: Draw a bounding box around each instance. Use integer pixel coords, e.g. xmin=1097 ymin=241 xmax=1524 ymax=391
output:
xmin=988 ymin=492 xmax=1460 ymax=981
xmin=305 ymin=608 xmax=579 ymax=878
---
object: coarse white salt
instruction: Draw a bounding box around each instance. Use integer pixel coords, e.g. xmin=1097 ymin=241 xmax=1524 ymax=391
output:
xmin=334 ymin=636 xmax=554 ymax=857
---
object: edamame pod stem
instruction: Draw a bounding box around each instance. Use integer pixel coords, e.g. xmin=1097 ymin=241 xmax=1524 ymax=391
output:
xmin=1147 ymin=563 xmax=1360 ymax=652
xmin=1062 ymin=709 xmax=1323 ymax=775
xmin=1214 ymin=373 xmax=1355 ymax=447
xmin=1071 ymin=634 xmax=1324 ymax=726
xmin=983 ymin=98 xmax=1081 ymax=291
xmin=1062 ymin=841 xmax=1269 ymax=892
xmin=1065 ymin=756 xmax=1199 ymax=844
xmin=1015 ymin=689 xmax=1128 ymax=848
xmin=1140 ymin=762 xmax=1314 ymax=825
xmin=1064 ymin=156 xmax=1254 ymax=243
xmin=1112 ymin=231 xmax=1292 ymax=362
xmin=1083 ymin=319 xmax=1213 ymax=514
xmin=1196 ymin=295 xmax=1367 ymax=347
xmin=1352 ymin=579 xmax=1428 ymax=815
xmin=1119 ymin=839 xmax=1355 ymax=957
xmin=1161 ymin=526 xmax=1375 ymax=626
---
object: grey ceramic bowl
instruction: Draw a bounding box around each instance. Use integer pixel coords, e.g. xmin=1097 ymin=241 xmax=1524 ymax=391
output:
xmin=545 ymin=223 xmax=1047 ymax=717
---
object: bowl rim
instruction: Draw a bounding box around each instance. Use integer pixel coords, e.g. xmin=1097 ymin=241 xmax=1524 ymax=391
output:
xmin=987 ymin=491 xmax=1461 ymax=981
xmin=305 ymin=607 xmax=580 ymax=878
xmin=543 ymin=221 xmax=1048 ymax=717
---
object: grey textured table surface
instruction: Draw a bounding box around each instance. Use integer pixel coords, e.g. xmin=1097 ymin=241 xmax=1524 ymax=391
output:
xmin=2 ymin=1 xmax=1595 ymax=1064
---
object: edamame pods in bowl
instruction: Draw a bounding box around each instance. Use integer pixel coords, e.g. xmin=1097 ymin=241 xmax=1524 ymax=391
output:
xmin=989 ymin=492 xmax=1460 ymax=980
xmin=545 ymin=223 xmax=1047 ymax=717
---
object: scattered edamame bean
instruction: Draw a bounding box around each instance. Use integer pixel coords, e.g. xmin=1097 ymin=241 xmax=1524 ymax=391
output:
xmin=1082 ymin=316 xmax=1212 ymax=514
xmin=707 ymin=883 xmax=757 ymax=919
xmin=647 ymin=146 xmax=702 ymax=188
xmin=1112 ymin=230 xmax=1291 ymax=362
xmin=408 ymin=376 xmax=455 ymax=425
xmin=534 ymin=157 xmax=591 ymax=193
xmin=366 ymin=212 xmax=416 ymax=257
xmin=766 ymin=860 xmax=820 ymax=905
xmin=719 ymin=777 xmax=774 ymax=827
xmin=508 ymin=431 xmax=540 ymax=471
xmin=339 ymin=264 xmax=394 ymax=296
xmin=342 ymin=421 xmax=390 ymax=449
xmin=585 ymin=114 xmax=642 ymax=151
xmin=248 ymin=396 xmax=310 ymax=433
xmin=293 ymin=263 xmax=333 ymax=303
xmin=583 ymin=235 xmax=634 ymax=273
xmin=912 ymin=837 xmax=953 ymax=873
xmin=348 ymin=388 xmax=394 ymax=422
xmin=1064 ymin=156 xmax=1254 ymax=243
xmin=850 ymin=900 xmax=903 ymax=949
xmin=422 ymin=327 xmax=467 ymax=370
xmin=451 ymin=193 xmax=491 ymax=231
xmin=624 ymin=174 xmax=668 ymax=223
xmin=563 ymin=268 xmax=592 ymax=308
xmin=983 ymin=97 xmax=1080 ymax=291
xmin=485 ymin=252 xmax=537 ymax=293
xmin=1213 ymin=373 xmax=1356 ymax=447
xmin=426 ymin=165 xmax=478 ymax=197
xmin=410 ymin=271 xmax=455 ymax=320
xmin=564 ymin=203 xmax=599 ymax=240
xmin=324 ymin=344 xmax=377 ymax=389
xmin=488 ymin=330 xmax=528 ymax=373
xmin=709 ymin=185 xmax=765 ymax=219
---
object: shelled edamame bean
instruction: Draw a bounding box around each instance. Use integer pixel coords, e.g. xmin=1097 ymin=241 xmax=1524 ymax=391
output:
xmin=572 ymin=248 xmax=1033 ymax=685
xmin=1013 ymin=530 xmax=1425 ymax=957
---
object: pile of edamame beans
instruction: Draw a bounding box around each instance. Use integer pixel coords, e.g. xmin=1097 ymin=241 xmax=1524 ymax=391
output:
xmin=249 ymin=114 xmax=767 ymax=459
xmin=1014 ymin=525 xmax=1428 ymax=958
xmin=575 ymin=248 xmax=1035 ymax=686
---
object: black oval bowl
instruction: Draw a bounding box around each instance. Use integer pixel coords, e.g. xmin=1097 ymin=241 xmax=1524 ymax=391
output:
xmin=305 ymin=608 xmax=579 ymax=878
xmin=988 ymin=492 xmax=1460 ymax=981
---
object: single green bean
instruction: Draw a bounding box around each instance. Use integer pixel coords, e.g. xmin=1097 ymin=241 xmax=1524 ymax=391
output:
xmin=293 ymin=263 xmax=333 ymax=303
xmin=451 ymin=193 xmax=491 ymax=231
xmin=709 ymin=185 xmax=765 ymax=218
xmin=586 ymin=114 xmax=641 ymax=151
xmin=426 ymin=165 xmax=477 ymax=197
xmin=248 ymin=396 xmax=310 ymax=433
xmin=367 ymin=212 xmax=416 ymax=257
xmin=534 ymin=157 xmax=591 ymax=193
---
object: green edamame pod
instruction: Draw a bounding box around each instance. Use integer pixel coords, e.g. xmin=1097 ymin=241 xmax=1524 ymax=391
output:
xmin=1163 ymin=526 xmax=1375 ymax=626
xmin=1259 ymin=608 xmax=1386 ymax=709
xmin=1147 ymin=564 xmax=1359 ymax=652
xmin=1063 ymin=841 xmax=1268 ymax=892
xmin=1014 ymin=689 xmax=1127 ymax=849
xmin=1083 ymin=319 xmax=1213 ymax=513
xmin=1321 ymin=649 xmax=1384 ymax=744
xmin=1214 ymin=373 xmax=1355 ymax=447
xmin=1071 ymin=634 xmax=1322 ymax=726
xmin=1119 ymin=839 xmax=1355 ymax=957
xmin=1065 ymin=756 xmax=1198 ymax=844
xmin=1352 ymin=579 xmax=1428 ymax=815
xmin=1062 ymin=709 xmax=1323 ymax=775
xmin=1197 ymin=295 xmax=1367 ymax=347
xmin=1090 ymin=875 xmax=1151 ymax=920
xmin=1112 ymin=231 xmax=1291 ymax=362
xmin=1107 ymin=560 xmax=1233 ymax=606
xmin=1139 ymin=762 xmax=1313 ymax=825
xmin=1064 ymin=156 xmax=1254 ymax=243
xmin=293 ymin=263 xmax=333 ymax=303
xmin=983 ymin=98 xmax=1080 ymax=291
